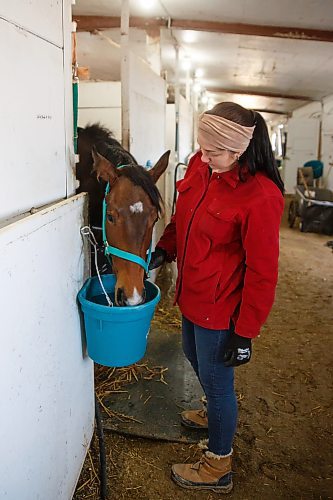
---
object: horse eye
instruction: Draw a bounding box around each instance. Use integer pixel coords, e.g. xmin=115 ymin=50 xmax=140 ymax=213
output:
xmin=107 ymin=214 xmax=114 ymax=223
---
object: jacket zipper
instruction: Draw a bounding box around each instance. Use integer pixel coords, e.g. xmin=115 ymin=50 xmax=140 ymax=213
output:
xmin=176 ymin=175 xmax=212 ymax=301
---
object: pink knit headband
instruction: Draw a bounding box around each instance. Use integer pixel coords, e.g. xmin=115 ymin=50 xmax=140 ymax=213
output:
xmin=197 ymin=113 xmax=255 ymax=155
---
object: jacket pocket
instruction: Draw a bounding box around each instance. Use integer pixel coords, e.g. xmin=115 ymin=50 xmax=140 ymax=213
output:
xmin=206 ymin=201 xmax=237 ymax=222
xmin=200 ymin=201 xmax=239 ymax=244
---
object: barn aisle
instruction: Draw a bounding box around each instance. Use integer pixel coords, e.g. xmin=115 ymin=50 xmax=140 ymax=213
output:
xmin=74 ymin=208 xmax=333 ymax=499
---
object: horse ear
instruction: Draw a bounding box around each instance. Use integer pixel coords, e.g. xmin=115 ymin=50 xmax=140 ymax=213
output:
xmin=92 ymin=147 xmax=118 ymax=183
xmin=149 ymin=150 xmax=170 ymax=183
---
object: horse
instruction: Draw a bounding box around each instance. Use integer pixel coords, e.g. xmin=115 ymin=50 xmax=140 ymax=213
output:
xmin=76 ymin=124 xmax=170 ymax=306
xmin=76 ymin=124 xmax=138 ymax=229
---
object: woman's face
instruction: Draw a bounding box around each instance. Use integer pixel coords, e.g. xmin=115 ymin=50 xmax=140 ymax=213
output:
xmin=200 ymin=147 xmax=238 ymax=172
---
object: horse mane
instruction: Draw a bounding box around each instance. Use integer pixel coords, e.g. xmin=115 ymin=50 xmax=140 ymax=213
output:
xmin=78 ymin=123 xmax=114 ymax=144
xmin=78 ymin=123 xmax=162 ymax=215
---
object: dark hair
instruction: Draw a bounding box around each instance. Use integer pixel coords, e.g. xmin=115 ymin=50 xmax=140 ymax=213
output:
xmin=206 ymin=102 xmax=284 ymax=194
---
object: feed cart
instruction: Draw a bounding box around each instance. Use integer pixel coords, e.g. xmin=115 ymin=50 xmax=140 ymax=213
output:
xmin=288 ymin=167 xmax=333 ymax=235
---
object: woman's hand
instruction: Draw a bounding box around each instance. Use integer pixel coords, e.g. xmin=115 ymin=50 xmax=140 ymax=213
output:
xmin=223 ymin=332 xmax=252 ymax=367
xmin=149 ymin=247 xmax=167 ymax=270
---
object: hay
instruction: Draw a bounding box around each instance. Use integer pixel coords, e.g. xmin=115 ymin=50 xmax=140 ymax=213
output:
xmin=151 ymin=305 xmax=182 ymax=330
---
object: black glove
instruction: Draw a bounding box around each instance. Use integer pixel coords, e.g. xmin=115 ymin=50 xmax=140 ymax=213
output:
xmin=223 ymin=331 xmax=252 ymax=367
xmin=148 ymin=247 xmax=167 ymax=270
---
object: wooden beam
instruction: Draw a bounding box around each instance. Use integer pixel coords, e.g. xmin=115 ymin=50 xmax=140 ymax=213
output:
xmin=207 ymin=87 xmax=315 ymax=101
xmin=171 ymin=19 xmax=333 ymax=42
xmin=253 ymin=109 xmax=290 ymax=116
xmin=75 ymin=15 xmax=161 ymax=31
xmin=74 ymin=15 xmax=333 ymax=43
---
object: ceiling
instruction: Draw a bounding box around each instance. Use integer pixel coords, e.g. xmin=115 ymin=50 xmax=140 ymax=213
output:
xmin=73 ymin=0 xmax=333 ymax=121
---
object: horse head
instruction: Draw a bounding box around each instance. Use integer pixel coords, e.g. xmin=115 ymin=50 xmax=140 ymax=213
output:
xmin=92 ymin=148 xmax=170 ymax=306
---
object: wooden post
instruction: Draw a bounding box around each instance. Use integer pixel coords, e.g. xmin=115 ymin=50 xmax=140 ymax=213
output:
xmin=121 ymin=0 xmax=130 ymax=151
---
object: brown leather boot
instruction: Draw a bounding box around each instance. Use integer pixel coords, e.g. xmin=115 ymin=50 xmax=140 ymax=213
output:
xmin=180 ymin=408 xmax=208 ymax=429
xmin=171 ymin=450 xmax=233 ymax=493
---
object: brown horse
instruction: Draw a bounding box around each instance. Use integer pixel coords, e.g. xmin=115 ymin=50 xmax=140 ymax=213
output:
xmin=76 ymin=124 xmax=170 ymax=306
xmin=76 ymin=124 xmax=138 ymax=229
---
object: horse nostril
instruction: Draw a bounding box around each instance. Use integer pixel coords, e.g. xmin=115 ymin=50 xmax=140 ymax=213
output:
xmin=116 ymin=287 xmax=126 ymax=306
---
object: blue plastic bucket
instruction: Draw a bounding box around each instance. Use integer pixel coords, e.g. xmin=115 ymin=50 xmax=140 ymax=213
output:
xmin=78 ymin=274 xmax=160 ymax=367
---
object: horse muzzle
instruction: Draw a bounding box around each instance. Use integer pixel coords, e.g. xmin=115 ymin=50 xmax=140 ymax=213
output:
xmin=116 ymin=286 xmax=146 ymax=306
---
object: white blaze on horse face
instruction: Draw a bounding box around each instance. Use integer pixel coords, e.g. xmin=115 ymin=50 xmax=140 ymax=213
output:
xmin=126 ymin=287 xmax=143 ymax=306
xmin=129 ymin=201 xmax=144 ymax=214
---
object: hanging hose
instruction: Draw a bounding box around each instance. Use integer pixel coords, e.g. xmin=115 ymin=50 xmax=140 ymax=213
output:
xmin=95 ymin=395 xmax=107 ymax=500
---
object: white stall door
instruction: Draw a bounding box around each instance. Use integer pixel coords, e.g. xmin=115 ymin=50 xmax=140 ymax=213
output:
xmin=78 ymin=81 xmax=122 ymax=141
xmin=0 ymin=0 xmax=63 ymax=47
xmin=0 ymin=194 xmax=94 ymax=500
xmin=322 ymin=96 xmax=333 ymax=190
xmin=284 ymin=117 xmax=320 ymax=192
xmin=0 ymin=18 xmax=67 ymax=222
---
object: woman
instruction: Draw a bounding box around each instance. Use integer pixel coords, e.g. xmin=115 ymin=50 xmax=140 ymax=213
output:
xmin=150 ymin=102 xmax=284 ymax=493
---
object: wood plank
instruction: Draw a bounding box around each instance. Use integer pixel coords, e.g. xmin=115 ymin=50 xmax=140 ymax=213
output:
xmin=207 ymin=87 xmax=314 ymax=101
xmin=74 ymin=15 xmax=333 ymax=43
xmin=252 ymin=109 xmax=291 ymax=116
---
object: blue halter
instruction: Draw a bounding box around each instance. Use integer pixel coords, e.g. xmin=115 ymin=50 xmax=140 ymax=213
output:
xmin=102 ymin=179 xmax=152 ymax=274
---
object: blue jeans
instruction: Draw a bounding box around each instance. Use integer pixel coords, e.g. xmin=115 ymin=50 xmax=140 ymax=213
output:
xmin=182 ymin=315 xmax=238 ymax=455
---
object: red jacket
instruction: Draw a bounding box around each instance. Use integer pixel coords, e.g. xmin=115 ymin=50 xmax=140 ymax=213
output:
xmin=158 ymin=152 xmax=284 ymax=338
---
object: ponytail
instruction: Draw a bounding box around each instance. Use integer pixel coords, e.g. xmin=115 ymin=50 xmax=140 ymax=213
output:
xmin=240 ymin=111 xmax=284 ymax=194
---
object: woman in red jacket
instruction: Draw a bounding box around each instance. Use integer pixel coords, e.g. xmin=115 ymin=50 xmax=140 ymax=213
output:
xmin=150 ymin=102 xmax=284 ymax=493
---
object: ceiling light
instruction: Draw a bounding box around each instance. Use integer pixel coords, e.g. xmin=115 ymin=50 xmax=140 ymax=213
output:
xmin=195 ymin=68 xmax=204 ymax=78
xmin=181 ymin=57 xmax=192 ymax=71
xmin=201 ymin=93 xmax=208 ymax=104
xmin=193 ymin=81 xmax=202 ymax=93
xmin=183 ymin=30 xmax=197 ymax=43
xmin=236 ymin=95 xmax=258 ymax=109
xmin=139 ymin=0 xmax=155 ymax=8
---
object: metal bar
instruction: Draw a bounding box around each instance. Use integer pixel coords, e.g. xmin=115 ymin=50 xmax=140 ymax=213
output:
xmin=295 ymin=187 xmax=333 ymax=207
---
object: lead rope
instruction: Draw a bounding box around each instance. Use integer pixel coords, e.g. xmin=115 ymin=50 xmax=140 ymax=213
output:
xmin=80 ymin=226 xmax=113 ymax=307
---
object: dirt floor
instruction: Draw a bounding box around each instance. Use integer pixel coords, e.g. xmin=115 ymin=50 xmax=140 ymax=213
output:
xmin=74 ymin=201 xmax=333 ymax=500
